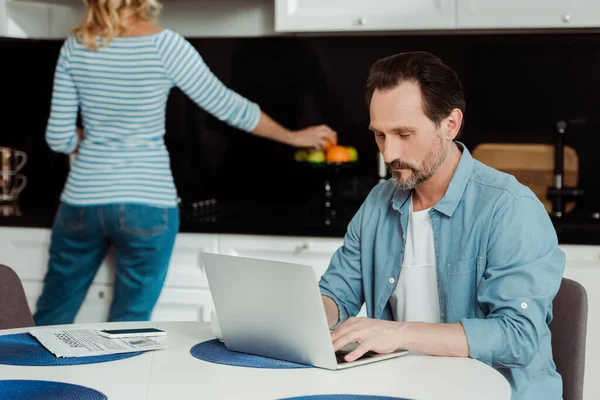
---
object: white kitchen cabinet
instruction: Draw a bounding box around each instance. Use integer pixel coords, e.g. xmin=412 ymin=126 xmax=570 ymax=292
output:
xmin=1 ymin=0 xmax=83 ymax=38
xmin=275 ymin=0 xmax=456 ymax=32
xmin=0 ymin=227 xmax=218 ymax=324
xmin=151 ymin=232 xmax=219 ymax=322
xmin=457 ymin=0 xmax=600 ymax=29
xmin=162 ymin=233 xmax=218 ymax=290
xmin=0 ymin=227 xmax=115 ymax=284
xmin=217 ymin=233 xmax=344 ymax=281
xmin=0 ymin=0 xmax=7 ymax=36
xmin=22 ymin=281 xmax=113 ymax=324
xmin=1 ymin=0 xmax=277 ymax=39
xmin=152 ymin=287 xmax=214 ymax=323
xmin=559 ymin=244 xmax=600 ymax=400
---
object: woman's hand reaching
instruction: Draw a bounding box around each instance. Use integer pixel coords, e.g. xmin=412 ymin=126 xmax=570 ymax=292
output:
xmin=289 ymin=124 xmax=338 ymax=150
xmin=251 ymin=111 xmax=337 ymax=150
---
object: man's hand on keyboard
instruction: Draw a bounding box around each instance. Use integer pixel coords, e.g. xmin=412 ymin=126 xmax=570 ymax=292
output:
xmin=330 ymin=317 xmax=404 ymax=363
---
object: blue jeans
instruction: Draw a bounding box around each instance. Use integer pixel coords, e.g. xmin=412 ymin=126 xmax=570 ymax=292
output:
xmin=33 ymin=202 xmax=179 ymax=325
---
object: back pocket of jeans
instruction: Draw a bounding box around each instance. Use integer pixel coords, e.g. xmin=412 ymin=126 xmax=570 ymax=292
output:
xmin=55 ymin=203 xmax=85 ymax=229
xmin=119 ymin=204 xmax=168 ymax=236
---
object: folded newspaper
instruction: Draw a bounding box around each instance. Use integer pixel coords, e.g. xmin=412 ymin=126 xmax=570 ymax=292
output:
xmin=28 ymin=328 xmax=167 ymax=358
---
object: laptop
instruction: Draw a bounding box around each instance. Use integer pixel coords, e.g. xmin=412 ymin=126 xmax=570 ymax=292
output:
xmin=201 ymin=252 xmax=408 ymax=370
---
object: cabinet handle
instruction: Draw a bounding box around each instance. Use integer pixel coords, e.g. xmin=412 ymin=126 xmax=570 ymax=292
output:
xmin=358 ymin=17 xmax=367 ymax=26
xmin=294 ymin=243 xmax=309 ymax=254
xmin=99 ymin=291 xmax=105 ymax=299
xmin=562 ymin=14 xmax=571 ymax=23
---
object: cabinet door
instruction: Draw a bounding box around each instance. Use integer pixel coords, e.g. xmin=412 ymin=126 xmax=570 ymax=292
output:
xmin=0 ymin=227 xmax=53 ymax=282
xmin=275 ymin=0 xmax=456 ymax=32
xmin=0 ymin=227 xmax=116 ymax=284
xmin=150 ymin=233 xmax=218 ymax=322
xmin=22 ymin=281 xmax=113 ymax=324
xmin=163 ymin=233 xmax=219 ymax=290
xmin=560 ymin=245 xmax=600 ymax=400
xmin=457 ymin=0 xmax=600 ymax=29
xmin=151 ymin=288 xmax=214 ymax=322
xmin=218 ymin=234 xmax=343 ymax=280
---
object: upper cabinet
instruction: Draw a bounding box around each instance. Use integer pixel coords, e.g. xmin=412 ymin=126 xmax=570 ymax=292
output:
xmin=456 ymin=0 xmax=600 ymax=29
xmin=275 ymin=0 xmax=457 ymax=32
xmin=1 ymin=0 xmax=277 ymax=39
xmin=275 ymin=0 xmax=600 ymax=33
xmin=0 ymin=0 xmax=8 ymax=36
xmin=3 ymin=0 xmax=600 ymax=39
xmin=0 ymin=0 xmax=83 ymax=39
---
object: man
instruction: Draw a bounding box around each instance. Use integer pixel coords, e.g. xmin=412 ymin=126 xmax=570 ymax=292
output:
xmin=319 ymin=51 xmax=565 ymax=400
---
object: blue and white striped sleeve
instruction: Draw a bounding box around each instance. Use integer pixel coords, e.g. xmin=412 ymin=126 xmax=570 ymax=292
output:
xmin=155 ymin=31 xmax=260 ymax=132
xmin=45 ymin=37 xmax=79 ymax=154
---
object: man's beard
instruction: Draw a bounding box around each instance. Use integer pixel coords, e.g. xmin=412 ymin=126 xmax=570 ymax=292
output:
xmin=386 ymin=135 xmax=447 ymax=191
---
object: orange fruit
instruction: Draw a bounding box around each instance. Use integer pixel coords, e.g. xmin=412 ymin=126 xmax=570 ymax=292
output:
xmin=322 ymin=133 xmax=337 ymax=151
xmin=326 ymin=145 xmax=351 ymax=163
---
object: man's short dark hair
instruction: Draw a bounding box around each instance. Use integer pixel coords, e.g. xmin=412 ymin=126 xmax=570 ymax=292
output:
xmin=365 ymin=51 xmax=466 ymax=133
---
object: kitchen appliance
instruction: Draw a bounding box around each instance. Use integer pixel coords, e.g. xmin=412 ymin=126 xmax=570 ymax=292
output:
xmin=0 ymin=147 xmax=28 ymax=202
xmin=546 ymin=120 xmax=585 ymax=218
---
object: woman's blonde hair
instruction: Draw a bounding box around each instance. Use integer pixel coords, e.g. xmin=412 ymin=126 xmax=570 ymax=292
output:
xmin=72 ymin=0 xmax=163 ymax=50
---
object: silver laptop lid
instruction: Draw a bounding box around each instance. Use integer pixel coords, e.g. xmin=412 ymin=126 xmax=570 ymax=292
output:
xmin=202 ymin=252 xmax=338 ymax=369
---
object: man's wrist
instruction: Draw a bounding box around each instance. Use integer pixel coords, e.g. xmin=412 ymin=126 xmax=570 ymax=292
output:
xmin=394 ymin=321 xmax=410 ymax=349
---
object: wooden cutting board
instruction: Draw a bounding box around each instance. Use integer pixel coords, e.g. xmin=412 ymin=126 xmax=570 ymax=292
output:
xmin=471 ymin=143 xmax=579 ymax=213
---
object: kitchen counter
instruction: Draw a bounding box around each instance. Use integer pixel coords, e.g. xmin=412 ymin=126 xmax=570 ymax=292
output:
xmin=1 ymin=200 xmax=600 ymax=244
xmin=0 ymin=201 xmax=357 ymax=238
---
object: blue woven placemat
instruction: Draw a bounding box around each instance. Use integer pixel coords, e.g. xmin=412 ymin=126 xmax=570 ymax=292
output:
xmin=190 ymin=339 xmax=312 ymax=369
xmin=0 ymin=333 xmax=144 ymax=366
xmin=0 ymin=380 xmax=107 ymax=400
xmin=281 ymin=396 xmax=410 ymax=400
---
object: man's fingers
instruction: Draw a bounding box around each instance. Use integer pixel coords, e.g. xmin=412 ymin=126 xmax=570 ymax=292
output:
xmin=333 ymin=332 xmax=362 ymax=353
xmin=344 ymin=341 xmax=373 ymax=362
xmin=332 ymin=324 xmax=365 ymax=352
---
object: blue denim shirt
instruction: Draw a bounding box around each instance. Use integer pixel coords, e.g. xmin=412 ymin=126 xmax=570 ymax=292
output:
xmin=319 ymin=142 xmax=565 ymax=400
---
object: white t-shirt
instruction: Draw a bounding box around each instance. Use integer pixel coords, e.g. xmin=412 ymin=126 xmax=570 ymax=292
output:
xmin=389 ymin=198 xmax=441 ymax=323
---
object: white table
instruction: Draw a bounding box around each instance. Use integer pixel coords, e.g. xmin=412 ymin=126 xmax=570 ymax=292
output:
xmin=0 ymin=321 xmax=511 ymax=400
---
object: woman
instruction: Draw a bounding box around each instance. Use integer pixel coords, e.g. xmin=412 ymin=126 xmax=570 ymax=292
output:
xmin=34 ymin=0 xmax=337 ymax=326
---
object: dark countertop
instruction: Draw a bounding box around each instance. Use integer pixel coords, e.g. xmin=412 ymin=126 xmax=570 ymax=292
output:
xmin=0 ymin=201 xmax=357 ymax=238
xmin=1 ymin=201 xmax=600 ymax=244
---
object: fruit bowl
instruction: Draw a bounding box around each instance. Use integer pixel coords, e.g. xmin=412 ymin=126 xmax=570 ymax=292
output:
xmin=294 ymin=145 xmax=359 ymax=167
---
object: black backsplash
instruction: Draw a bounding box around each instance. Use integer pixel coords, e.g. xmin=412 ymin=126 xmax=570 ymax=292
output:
xmin=1 ymin=31 xmax=599 ymax=213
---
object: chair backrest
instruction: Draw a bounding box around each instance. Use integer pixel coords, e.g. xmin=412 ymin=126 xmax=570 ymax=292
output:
xmin=550 ymin=277 xmax=588 ymax=400
xmin=0 ymin=264 xmax=34 ymax=330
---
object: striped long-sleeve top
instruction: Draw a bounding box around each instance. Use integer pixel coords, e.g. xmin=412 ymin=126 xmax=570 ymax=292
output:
xmin=46 ymin=29 xmax=261 ymax=208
